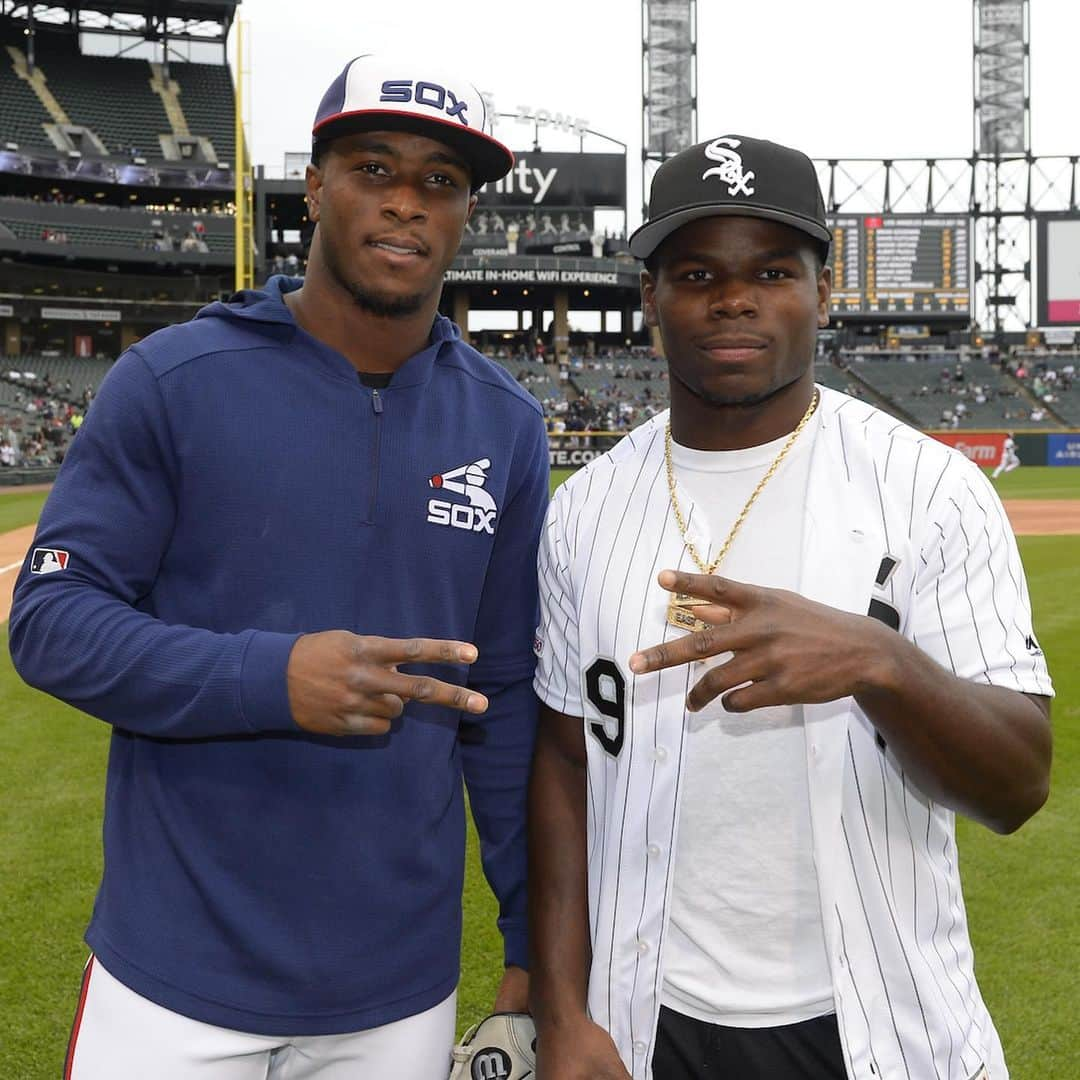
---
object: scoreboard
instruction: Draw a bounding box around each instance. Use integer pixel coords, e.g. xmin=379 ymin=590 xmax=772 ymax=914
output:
xmin=828 ymin=214 xmax=970 ymax=318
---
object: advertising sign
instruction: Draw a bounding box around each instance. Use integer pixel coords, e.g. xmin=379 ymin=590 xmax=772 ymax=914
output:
xmin=1047 ymin=433 xmax=1080 ymax=466
xmin=476 ymin=153 xmax=625 ymax=209
xmin=929 ymin=431 xmax=1007 ymax=466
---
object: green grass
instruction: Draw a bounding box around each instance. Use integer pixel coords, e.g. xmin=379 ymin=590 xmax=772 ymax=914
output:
xmin=982 ymin=465 xmax=1080 ymax=500
xmin=562 ymin=462 xmax=1080 ymax=501
xmin=0 ymin=490 xmax=49 ymax=534
xmin=1 ymin=480 xmax=1078 ymax=1076
xmin=551 ymin=467 xmax=574 ymax=494
xmin=955 ymin=536 xmax=1080 ymax=1078
xmin=0 ymin=635 xmax=109 ymax=1076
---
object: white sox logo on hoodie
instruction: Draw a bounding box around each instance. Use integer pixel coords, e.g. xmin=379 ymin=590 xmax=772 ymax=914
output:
xmin=427 ymin=458 xmax=498 ymax=535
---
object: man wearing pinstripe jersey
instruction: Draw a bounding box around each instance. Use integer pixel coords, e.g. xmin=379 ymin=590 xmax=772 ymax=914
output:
xmin=528 ymin=136 xmax=1053 ymax=1080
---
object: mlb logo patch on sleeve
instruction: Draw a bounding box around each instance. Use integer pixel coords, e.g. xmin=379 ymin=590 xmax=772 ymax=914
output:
xmin=30 ymin=547 xmax=70 ymax=574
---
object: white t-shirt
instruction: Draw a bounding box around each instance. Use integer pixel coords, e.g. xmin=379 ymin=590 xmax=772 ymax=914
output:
xmin=660 ymin=416 xmax=834 ymax=1028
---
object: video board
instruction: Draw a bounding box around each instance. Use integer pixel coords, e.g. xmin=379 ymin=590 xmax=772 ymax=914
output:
xmin=1036 ymin=214 xmax=1080 ymax=326
xmin=827 ymin=214 xmax=971 ymax=318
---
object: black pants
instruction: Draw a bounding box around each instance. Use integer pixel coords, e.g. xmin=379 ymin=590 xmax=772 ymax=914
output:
xmin=652 ymin=1006 xmax=848 ymax=1079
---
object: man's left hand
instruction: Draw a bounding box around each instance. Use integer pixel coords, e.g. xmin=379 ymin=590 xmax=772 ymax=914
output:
xmin=629 ymin=569 xmax=894 ymax=713
xmin=493 ymin=965 xmax=529 ymax=1013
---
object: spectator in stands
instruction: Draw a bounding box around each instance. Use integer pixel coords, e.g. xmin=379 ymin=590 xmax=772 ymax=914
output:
xmin=0 ymin=439 xmax=14 ymax=467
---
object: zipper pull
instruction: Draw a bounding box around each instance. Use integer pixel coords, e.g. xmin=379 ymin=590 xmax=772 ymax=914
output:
xmin=371 ymin=388 xmax=383 ymax=414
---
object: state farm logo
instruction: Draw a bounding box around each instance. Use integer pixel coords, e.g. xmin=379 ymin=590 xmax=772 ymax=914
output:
xmin=427 ymin=458 xmax=498 ymax=535
xmin=953 ymin=441 xmax=997 ymax=462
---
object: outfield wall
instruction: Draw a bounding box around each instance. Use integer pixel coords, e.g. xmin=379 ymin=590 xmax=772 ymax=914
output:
xmin=930 ymin=431 xmax=1080 ymax=467
xmin=549 ymin=431 xmax=1080 ymax=472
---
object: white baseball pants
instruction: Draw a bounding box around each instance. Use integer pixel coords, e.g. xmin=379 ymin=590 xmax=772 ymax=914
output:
xmin=65 ymin=956 xmax=457 ymax=1079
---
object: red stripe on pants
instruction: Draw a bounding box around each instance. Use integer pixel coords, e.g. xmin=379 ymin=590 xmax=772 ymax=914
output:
xmin=63 ymin=955 xmax=95 ymax=1080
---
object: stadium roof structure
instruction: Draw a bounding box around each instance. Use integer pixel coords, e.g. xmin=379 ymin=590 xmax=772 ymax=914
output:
xmin=0 ymin=0 xmax=237 ymax=40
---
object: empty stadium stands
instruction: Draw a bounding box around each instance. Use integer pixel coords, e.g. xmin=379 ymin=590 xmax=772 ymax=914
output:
xmin=0 ymin=47 xmax=54 ymax=151
xmin=44 ymin=52 xmax=171 ymax=158
xmin=169 ymin=62 xmax=236 ymax=165
xmin=0 ymin=28 xmax=235 ymax=165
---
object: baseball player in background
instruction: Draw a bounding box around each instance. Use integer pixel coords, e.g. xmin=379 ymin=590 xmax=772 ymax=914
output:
xmin=10 ymin=53 xmax=546 ymax=1079
xmin=528 ymin=135 xmax=1053 ymax=1080
xmin=991 ymin=432 xmax=1021 ymax=478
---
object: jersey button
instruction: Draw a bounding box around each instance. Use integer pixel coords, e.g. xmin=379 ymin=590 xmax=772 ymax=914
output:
xmin=633 ymin=1041 xmax=647 ymax=1055
xmin=652 ymin=746 xmax=668 ymax=762
xmin=647 ymin=843 xmax=661 ymax=858
xmin=637 ymin=939 xmax=650 ymax=954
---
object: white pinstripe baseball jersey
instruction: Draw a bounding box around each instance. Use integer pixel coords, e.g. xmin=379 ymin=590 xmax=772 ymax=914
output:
xmin=533 ymin=386 xmax=1053 ymax=1080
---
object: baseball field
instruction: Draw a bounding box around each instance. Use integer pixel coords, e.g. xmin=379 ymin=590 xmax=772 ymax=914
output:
xmin=0 ymin=467 xmax=1077 ymax=1077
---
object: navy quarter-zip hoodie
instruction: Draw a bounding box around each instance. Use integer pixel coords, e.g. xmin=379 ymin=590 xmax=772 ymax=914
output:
xmin=9 ymin=276 xmax=549 ymax=1034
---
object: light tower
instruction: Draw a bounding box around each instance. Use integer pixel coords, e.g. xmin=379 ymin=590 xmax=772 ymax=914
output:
xmin=641 ymin=0 xmax=697 ymax=216
xmin=973 ymin=0 xmax=1031 ymax=338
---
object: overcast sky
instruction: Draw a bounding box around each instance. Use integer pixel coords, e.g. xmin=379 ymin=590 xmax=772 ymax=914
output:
xmin=236 ymin=0 xmax=1079 ymax=229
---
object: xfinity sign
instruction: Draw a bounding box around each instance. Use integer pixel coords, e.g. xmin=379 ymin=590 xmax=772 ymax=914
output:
xmin=476 ymin=152 xmax=626 ymax=210
xmin=486 ymin=158 xmax=558 ymax=204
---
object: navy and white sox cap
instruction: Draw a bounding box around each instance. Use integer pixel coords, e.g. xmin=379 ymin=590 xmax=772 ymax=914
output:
xmin=630 ymin=135 xmax=831 ymax=259
xmin=312 ymin=54 xmax=514 ymax=186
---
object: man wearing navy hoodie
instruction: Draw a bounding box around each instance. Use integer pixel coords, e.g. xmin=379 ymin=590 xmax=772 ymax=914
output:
xmin=10 ymin=54 xmax=546 ymax=1079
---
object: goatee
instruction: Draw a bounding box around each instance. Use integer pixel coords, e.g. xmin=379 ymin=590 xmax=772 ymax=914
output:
xmin=345 ymin=281 xmax=426 ymax=319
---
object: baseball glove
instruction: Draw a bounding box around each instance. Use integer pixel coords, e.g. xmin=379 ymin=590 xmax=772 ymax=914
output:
xmin=449 ymin=1011 xmax=536 ymax=1080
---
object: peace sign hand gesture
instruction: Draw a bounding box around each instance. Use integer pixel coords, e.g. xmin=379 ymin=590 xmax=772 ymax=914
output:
xmin=629 ymin=569 xmax=892 ymax=714
xmin=287 ymin=630 xmax=488 ymax=736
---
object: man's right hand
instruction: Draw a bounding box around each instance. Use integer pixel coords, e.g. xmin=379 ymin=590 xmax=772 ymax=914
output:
xmin=536 ymin=1016 xmax=632 ymax=1080
xmin=286 ymin=630 xmax=487 ymax=736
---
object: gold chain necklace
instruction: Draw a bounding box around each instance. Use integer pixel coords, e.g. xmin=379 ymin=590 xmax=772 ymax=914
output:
xmin=664 ymin=389 xmax=819 ymax=632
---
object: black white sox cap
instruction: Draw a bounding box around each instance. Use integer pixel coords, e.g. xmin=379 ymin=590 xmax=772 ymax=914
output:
xmin=630 ymin=134 xmax=831 ymax=259
xmin=312 ymin=54 xmax=514 ymax=186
